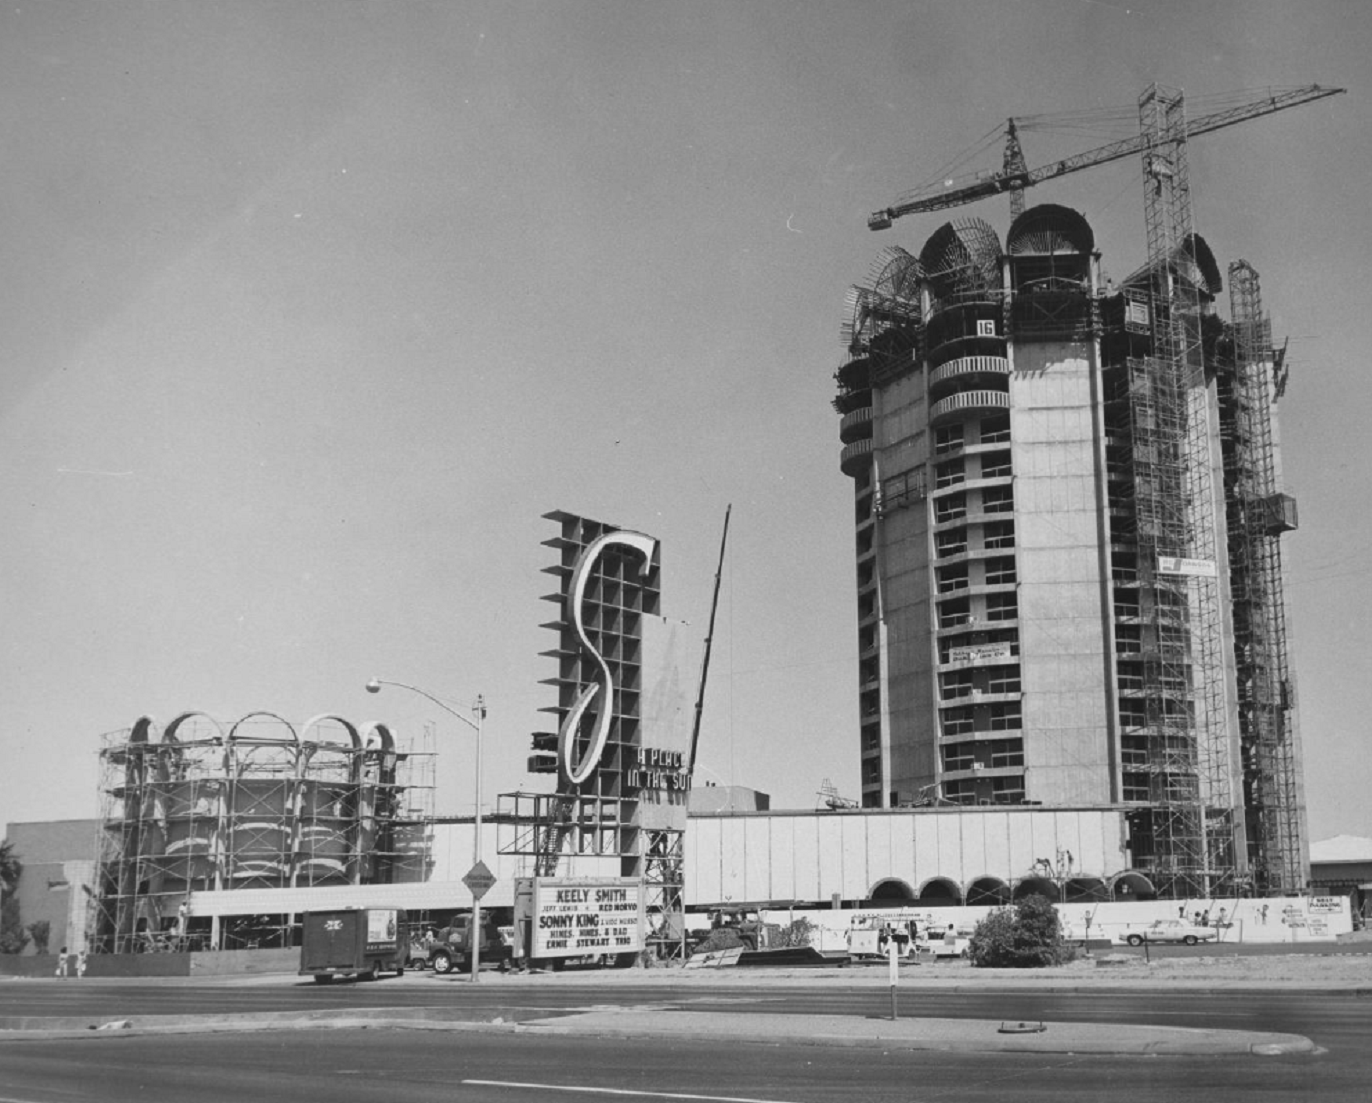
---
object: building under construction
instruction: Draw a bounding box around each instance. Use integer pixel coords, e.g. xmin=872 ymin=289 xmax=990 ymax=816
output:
xmin=836 ymin=85 xmax=1321 ymax=898
xmin=93 ymin=711 xmax=433 ymax=952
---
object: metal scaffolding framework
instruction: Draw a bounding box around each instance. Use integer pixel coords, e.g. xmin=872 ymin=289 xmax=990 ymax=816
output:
xmin=1120 ymin=85 xmax=1234 ymax=897
xmin=1224 ymin=260 xmax=1306 ymax=893
xmin=94 ymin=712 xmax=433 ymax=953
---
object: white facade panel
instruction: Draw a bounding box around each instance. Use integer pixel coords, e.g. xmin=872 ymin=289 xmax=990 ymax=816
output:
xmin=683 ymin=808 xmax=1132 ymax=906
xmin=791 ymin=816 xmax=821 ymax=900
xmin=744 ymin=817 xmax=772 ymax=901
xmin=840 ymin=815 xmax=870 ymax=898
xmin=816 ymin=816 xmax=846 ymax=900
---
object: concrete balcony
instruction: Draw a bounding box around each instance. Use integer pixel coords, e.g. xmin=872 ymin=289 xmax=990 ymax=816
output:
xmin=930 ymin=355 xmax=1010 ymax=399
xmin=840 ymin=437 xmax=874 ymax=477
xmin=839 ymin=405 xmax=874 ymax=444
xmin=930 ymin=389 xmax=1010 ymax=427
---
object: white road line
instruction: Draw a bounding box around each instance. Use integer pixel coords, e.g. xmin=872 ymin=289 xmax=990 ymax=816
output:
xmin=463 ymin=1080 xmax=803 ymax=1103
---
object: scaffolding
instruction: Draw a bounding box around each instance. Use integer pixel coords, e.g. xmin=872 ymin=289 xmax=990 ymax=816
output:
xmin=94 ymin=711 xmax=433 ymax=953
xmin=1225 ymin=260 xmax=1306 ymax=893
xmin=1118 ymin=85 xmax=1233 ymax=897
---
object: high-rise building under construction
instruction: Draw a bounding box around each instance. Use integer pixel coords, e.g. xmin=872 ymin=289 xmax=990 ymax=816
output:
xmin=834 ymin=202 xmax=1306 ymax=898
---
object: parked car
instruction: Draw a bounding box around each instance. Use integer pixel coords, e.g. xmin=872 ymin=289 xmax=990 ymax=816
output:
xmin=1122 ymin=919 xmax=1217 ymax=947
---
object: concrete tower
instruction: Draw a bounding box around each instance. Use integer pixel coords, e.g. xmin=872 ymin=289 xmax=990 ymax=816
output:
xmin=835 ymin=204 xmax=1305 ymax=897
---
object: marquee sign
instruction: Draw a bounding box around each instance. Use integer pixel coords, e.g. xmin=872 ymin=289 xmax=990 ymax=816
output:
xmin=527 ymin=877 xmax=645 ymax=958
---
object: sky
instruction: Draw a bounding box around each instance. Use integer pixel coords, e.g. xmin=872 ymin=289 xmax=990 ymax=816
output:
xmin=1 ymin=1 xmax=1368 ymax=844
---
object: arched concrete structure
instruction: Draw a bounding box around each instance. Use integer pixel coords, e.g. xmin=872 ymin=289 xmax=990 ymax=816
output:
xmin=916 ymin=876 xmax=963 ymax=906
xmin=1109 ymin=870 xmax=1157 ymax=900
xmin=1064 ymin=876 xmax=1110 ymax=903
xmin=869 ymin=878 xmax=917 ymax=902
xmin=965 ymin=876 xmax=1012 ymax=907
xmin=1012 ymin=875 xmax=1059 ymax=902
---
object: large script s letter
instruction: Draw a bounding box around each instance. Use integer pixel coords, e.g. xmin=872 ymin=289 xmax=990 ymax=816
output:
xmin=558 ymin=530 xmax=657 ymax=786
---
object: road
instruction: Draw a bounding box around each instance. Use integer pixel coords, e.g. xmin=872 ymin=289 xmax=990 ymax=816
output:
xmin=1 ymin=980 xmax=1370 ymax=1102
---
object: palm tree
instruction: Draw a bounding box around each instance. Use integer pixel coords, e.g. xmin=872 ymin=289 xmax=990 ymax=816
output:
xmin=0 ymin=840 xmax=21 ymax=895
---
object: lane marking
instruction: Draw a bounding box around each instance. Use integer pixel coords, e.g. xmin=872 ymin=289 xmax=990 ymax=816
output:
xmin=464 ymin=1081 xmax=803 ymax=1103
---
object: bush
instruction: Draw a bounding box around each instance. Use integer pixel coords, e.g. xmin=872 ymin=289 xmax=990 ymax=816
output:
xmin=0 ymin=897 xmax=26 ymax=955
xmin=26 ymin=919 xmax=51 ymax=955
xmin=967 ymin=894 xmax=1070 ymax=968
xmin=769 ymin=917 xmax=816 ymax=950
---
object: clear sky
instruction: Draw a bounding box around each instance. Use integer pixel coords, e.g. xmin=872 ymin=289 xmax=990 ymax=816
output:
xmin=1 ymin=1 xmax=1367 ymax=843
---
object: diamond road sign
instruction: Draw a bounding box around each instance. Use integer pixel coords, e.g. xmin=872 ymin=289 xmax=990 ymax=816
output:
xmin=463 ymin=860 xmax=497 ymax=900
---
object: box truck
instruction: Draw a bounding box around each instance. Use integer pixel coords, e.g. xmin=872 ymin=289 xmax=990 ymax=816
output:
xmin=300 ymin=907 xmax=409 ymax=983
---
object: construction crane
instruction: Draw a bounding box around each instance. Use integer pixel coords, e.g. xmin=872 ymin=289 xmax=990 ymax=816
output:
xmin=868 ymin=84 xmax=1343 ymax=230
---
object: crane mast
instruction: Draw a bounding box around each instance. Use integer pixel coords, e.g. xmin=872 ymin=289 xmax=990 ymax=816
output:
xmin=869 ymin=84 xmax=1343 ymax=230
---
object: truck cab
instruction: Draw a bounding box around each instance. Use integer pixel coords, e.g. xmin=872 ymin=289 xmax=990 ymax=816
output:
xmin=424 ymin=914 xmax=512 ymax=974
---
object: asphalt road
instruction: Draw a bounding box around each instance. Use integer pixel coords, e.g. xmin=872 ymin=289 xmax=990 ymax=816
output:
xmin=1 ymin=981 xmax=1370 ymax=1102
xmin=0 ymin=1011 xmax=1366 ymax=1103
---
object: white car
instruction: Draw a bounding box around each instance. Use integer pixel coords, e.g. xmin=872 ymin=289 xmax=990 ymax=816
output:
xmin=1123 ymin=919 xmax=1218 ymax=947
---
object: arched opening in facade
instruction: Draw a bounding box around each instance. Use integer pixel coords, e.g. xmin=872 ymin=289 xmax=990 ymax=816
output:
xmin=1012 ymin=876 xmax=1059 ymax=902
xmin=965 ymin=876 xmax=1012 ymax=907
xmin=1109 ymin=870 xmax=1158 ymax=901
xmin=1063 ymin=876 xmax=1110 ymax=904
xmin=916 ymin=876 xmax=964 ymax=906
xmin=868 ymin=878 xmax=917 ymax=904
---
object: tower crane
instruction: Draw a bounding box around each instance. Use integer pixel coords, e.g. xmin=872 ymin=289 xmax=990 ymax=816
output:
xmin=868 ymin=84 xmax=1343 ymax=231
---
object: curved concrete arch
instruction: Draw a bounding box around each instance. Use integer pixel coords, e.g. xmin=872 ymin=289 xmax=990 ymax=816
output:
xmin=1012 ymin=875 xmax=1059 ymax=902
xmin=227 ymin=711 xmax=298 ymax=744
xmin=129 ymin=715 xmax=159 ymax=744
xmin=360 ymin=721 xmax=396 ymax=754
xmin=915 ymin=876 xmax=964 ymax=905
xmin=299 ymin=714 xmax=362 ymax=751
xmin=919 ymin=217 xmax=1004 ymax=301
xmin=965 ymin=876 xmax=1012 ymax=907
xmin=868 ymin=878 xmax=917 ymax=902
xmin=1007 ymin=203 xmax=1094 ymax=256
xmin=1109 ymin=870 xmax=1157 ymax=900
xmin=226 ymin=711 xmax=299 ymax=776
xmin=1063 ymin=876 xmax=1110 ymax=903
xmin=162 ymin=711 xmax=226 ymax=744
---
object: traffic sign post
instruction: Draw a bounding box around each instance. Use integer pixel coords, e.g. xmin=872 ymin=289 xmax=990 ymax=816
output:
xmin=464 ymin=861 xmax=496 ymax=901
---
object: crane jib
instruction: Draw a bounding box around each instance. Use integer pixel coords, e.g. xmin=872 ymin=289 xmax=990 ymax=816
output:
xmin=868 ymin=84 xmax=1344 ymax=230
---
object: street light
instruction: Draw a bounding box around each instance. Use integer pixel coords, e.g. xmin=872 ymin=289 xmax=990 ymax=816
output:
xmin=366 ymin=677 xmax=487 ymax=984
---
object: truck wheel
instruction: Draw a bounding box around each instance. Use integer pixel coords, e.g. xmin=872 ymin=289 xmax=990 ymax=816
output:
xmin=1183 ymin=935 xmax=1198 ymax=946
xmin=432 ymin=951 xmax=453 ymax=974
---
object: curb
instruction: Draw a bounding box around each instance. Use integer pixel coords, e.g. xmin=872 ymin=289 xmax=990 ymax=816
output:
xmin=0 ymin=1008 xmax=1318 ymax=1058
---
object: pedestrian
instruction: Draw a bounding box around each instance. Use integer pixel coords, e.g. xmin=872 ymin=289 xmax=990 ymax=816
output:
xmin=1201 ymin=909 xmax=1210 ymax=927
xmin=1260 ymin=903 xmax=1269 ymax=924
xmin=76 ymin=948 xmax=88 ymax=978
xmin=54 ymin=946 xmax=69 ymax=978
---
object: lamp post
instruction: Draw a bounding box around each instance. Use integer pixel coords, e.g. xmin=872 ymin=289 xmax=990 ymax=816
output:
xmin=366 ymin=677 xmax=486 ymax=984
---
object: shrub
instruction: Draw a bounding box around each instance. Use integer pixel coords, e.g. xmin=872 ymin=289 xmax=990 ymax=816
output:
xmin=26 ymin=919 xmax=51 ymax=955
xmin=0 ymin=896 xmax=26 ymax=955
xmin=967 ymin=894 xmax=1070 ymax=968
xmin=769 ymin=917 xmax=816 ymax=950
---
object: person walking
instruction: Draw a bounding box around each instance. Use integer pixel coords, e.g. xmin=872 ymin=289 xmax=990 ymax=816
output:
xmin=54 ymin=946 xmax=69 ymax=978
